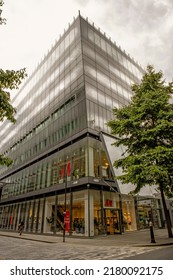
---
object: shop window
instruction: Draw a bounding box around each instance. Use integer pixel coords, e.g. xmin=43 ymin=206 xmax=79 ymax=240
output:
xmin=72 ymin=191 xmax=85 ymax=235
xmin=46 ymin=163 xmax=51 ymax=187
xmin=41 ymin=163 xmax=47 ymax=188
xmin=32 ymin=201 xmax=39 ymax=232
xmin=51 ymin=160 xmax=58 ymax=185
xmin=93 ymin=147 xmax=100 ymax=177
xmin=88 ymin=139 xmax=114 ymax=179
xmin=92 ymin=190 xmax=102 ymax=235
xmin=36 ymin=168 xmax=42 ymax=189
xmin=122 ymin=195 xmax=137 ymax=231
xmin=101 ymin=150 xmax=113 ymax=180
xmin=10 ymin=205 xmax=17 ymax=230
xmin=72 ymin=147 xmax=86 ymax=179
xmin=27 ymin=202 xmax=34 ymax=232
xmin=29 ymin=171 xmax=37 ymax=192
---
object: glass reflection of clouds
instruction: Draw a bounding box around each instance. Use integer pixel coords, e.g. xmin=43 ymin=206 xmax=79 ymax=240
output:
xmin=0 ymin=28 xmax=80 ymax=151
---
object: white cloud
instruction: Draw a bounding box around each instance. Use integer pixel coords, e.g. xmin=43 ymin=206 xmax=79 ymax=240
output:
xmin=0 ymin=0 xmax=173 ymax=81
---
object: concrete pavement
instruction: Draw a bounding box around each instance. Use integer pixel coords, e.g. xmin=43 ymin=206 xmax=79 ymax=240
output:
xmin=0 ymin=228 xmax=173 ymax=247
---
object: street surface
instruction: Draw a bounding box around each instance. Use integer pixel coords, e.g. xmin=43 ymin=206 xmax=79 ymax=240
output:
xmin=0 ymin=235 xmax=164 ymax=260
xmin=124 ymin=245 xmax=173 ymax=260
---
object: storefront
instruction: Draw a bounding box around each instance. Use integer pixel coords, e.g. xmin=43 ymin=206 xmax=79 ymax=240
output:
xmin=0 ymin=187 xmax=122 ymax=237
xmin=135 ymin=197 xmax=163 ymax=229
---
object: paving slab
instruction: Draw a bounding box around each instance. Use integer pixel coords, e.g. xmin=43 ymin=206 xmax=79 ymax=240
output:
xmin=0 ymin=228 xmax=173 ymax=247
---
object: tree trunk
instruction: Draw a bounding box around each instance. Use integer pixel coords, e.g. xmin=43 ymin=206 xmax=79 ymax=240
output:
xmin=159 ymin=182 xmax=173 ymax=238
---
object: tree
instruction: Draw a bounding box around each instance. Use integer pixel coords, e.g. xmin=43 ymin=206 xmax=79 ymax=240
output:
xmin=0 ymin=1 xmax=27 ymax=166
xmin=107 ymin=65 xmax=173 ymax=238
xmin=0 ymin=1 xmax=6 ymax=25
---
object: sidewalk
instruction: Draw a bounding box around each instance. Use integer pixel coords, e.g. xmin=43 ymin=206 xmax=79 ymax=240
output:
xmin=0 ymin=228 xmax=173 ymax=247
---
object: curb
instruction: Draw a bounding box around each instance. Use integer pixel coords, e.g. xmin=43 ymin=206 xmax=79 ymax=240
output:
xmin=0 ymin=233 xmax=57 ymax=244
xmin=1 ymin=233 xmax=173 ymax=247
xmin=134 ymin=242 xmax=173 ymax=247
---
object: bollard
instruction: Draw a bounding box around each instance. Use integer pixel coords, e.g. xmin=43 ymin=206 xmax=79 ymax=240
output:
xmin=149 ymin=221 xmax=156 ymax=243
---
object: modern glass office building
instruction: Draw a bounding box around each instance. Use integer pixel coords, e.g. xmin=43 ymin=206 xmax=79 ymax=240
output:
xmin=0 ymin=13 xmax=171 ymax=236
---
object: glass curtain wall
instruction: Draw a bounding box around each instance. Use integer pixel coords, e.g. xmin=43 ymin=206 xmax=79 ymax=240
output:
xmin=0 ymin=198 xmax=45 ymax=233
xmin=1 ymin=137 xmax=114 ymax=200
xmin=0 ymin=16 xmax=84 ymax=180
xmin=0 ymin=136 xmax=120 ymax=236
xmin=88 ymin=137 xmax=114 ymax=180
xmin=1 ymin=139 xmax=88 ymax=200
xmin=80 ymin=16 xmax=144 ymax=136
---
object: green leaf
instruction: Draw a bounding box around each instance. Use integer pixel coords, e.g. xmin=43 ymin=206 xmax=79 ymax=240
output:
xmin=107 ymin=64 xmax=173 ymax=197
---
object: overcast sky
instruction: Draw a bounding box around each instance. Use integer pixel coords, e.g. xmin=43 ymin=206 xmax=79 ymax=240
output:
xmin=1 ymin=0 xmax=173 ymax=82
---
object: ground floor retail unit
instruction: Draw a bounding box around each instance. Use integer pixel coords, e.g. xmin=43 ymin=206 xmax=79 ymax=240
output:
xmin=0 ymin=184 xmax=170 ymax=237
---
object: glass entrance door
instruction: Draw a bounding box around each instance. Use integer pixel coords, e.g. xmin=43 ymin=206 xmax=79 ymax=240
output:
xmin=94 ymin=208 xmax=122 ymax=235
xmin=95 ymin=208 xmax=122 ymax=235
xmin=104 ymin=208 xmax=121 ymax=234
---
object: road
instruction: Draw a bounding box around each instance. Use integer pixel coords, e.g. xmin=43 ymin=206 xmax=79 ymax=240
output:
xmin=0 ymin=235 xmax=167 ymax=260
xmin=123 ymin=245 xmax=173 ymax=260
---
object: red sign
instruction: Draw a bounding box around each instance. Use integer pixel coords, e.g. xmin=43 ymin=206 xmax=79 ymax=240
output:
xmin=105 ymin=199 xmax=113 ymax=207
xmin=10 ymin=215 xmax=13 ymax=225
xmin=64 ymin=210 xmax=70 ymax=232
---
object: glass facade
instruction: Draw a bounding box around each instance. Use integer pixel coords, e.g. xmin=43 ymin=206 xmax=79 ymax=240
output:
xmin=0 ymin=16 xmax=85 ymax=177
xmin=0 ymin=14 xmax=166 ymax=236
xmin=0 ymin=137 xmax=114 ymax=200
xmin=80 ymin=18 xmax=143 ymax=135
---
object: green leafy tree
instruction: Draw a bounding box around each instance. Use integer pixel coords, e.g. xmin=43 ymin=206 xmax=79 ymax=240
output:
xmin=107 ymin=65 xmax=173 ymax=238
xmin=0 ymin=1 xmax=6 ymax=25
xmin=0 ymin=1 xmax=27 ymax=166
